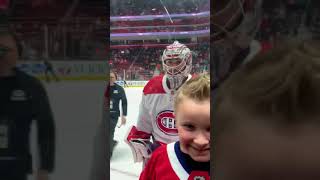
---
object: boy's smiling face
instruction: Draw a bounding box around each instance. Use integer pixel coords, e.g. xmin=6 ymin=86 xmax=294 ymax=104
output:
xmin=176 ymin=98 xmax=210 ymax=162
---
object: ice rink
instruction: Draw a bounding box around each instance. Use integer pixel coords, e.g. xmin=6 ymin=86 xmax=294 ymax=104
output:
xmin=26 ymin=81 xmax=142 ymax=180
xmin=110 ymin=87 xmax=144 ymax=180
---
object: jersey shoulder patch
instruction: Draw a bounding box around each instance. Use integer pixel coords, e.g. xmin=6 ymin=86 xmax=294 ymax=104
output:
xmin=143 ymin=75 xmax=166 ymax=95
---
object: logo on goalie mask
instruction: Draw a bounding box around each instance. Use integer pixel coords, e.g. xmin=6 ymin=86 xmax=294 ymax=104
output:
xmin=156 ymin=110 xmax=177 ymax=135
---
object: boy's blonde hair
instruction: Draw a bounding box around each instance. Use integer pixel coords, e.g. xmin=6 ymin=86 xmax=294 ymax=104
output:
xmin=174 ymin=73 xmax=210 ymax=111
xmin=214 ymin=39 xmax=320 ymax=134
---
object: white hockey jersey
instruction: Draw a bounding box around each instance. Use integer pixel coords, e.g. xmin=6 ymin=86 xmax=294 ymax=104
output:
xmin=136 ymin=74 xmax=192 ymax=144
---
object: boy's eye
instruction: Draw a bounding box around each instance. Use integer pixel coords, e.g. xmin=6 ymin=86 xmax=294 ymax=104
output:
xmin=183 ymin=124 xmax=194 ymax=130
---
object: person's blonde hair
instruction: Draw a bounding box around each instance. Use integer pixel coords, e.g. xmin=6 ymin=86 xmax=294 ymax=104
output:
xmin=214 ymin=39 xmax=320 ymax=135
xmin=174 ymin=73 xmax=210 ymax=111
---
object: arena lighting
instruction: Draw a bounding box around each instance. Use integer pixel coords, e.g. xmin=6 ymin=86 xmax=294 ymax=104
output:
xmin=110 ymin=29 xmax=209 ymax=40
xmin=110 ymin=43 xmax=205 ymax=49
xmin=110 ymin=11 xmax=209 ymax=21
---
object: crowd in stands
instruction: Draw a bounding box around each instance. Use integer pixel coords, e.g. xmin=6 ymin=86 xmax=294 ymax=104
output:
xmin=11 ymin=0 xmax=210 ymax=82
xmin=9 ymin=0 xmax=210 ymax=62
xmin=256 ymin=0 xmax=320 ymax=54
xmin=109 ymin=0 xmax=210 ymax=81
xmin=109 ymin=42 xmax=209 ymax=81
xmin=111 ymin=18 xmax=209 ymax=34
xmin=9 ymin=0 xmax=106 ymax=61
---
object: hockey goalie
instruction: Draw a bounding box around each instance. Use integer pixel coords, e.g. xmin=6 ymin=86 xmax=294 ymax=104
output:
xmin=125 ymin=41 xmax=193 ymax=167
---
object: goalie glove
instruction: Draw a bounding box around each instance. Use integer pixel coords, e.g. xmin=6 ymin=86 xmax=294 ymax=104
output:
xmin=129 ymin=138 xmax=153 ymax=163
xmin=125 ymin=126 xmax=152 ymax=163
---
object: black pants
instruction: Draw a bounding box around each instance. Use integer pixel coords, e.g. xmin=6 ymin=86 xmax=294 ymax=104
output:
xmin=0 ymin=174 xmax=27 ymax=180
xmin=110 ymin=114 xmax=118 ymax=157
xmin=0 ymin=162 xmax=28 ymax=180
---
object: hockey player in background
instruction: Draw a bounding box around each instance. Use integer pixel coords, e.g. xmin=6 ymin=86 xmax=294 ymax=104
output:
xmin=43 ymin=60 xmax=59 ymax=82
xmin=125 ymin=41 xmax=193 ymax=167
xmin=140 ymin=74 xmax=210 ymax=180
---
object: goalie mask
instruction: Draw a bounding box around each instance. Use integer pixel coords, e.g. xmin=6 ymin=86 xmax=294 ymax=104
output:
xmin=162 ymin=41 xmax=192 ymax=90
xmin=213 ymin=0 xmax=262 ymax=86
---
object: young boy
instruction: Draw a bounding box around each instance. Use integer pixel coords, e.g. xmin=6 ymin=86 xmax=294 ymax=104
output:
xmin=214 ymin=39 xmax=320 ymax=180
xmin=139 ymin=74 xmax=210 ymax=180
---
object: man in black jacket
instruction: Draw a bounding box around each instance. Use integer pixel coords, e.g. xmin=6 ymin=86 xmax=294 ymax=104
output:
xmin=109 ymin=71 xmax=127 ymax=158
xmin=0 ymin=31 xmax=55 ymax=180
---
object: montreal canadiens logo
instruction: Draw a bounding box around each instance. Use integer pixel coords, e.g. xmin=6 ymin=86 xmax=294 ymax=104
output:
xmin=156 ymin=110 xmax=178 ymax=135
xmin=188 ymin=171 xmax=209 ymax=180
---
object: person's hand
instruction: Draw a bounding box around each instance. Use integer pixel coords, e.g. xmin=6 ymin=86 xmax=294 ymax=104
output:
xmin=36 ymin=170 xmax=49 ymax=180
xmin=119 ymin=116 xmax=126 ymax=127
